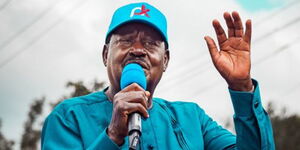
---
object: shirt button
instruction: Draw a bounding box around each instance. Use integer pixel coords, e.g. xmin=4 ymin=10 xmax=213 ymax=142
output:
xmin=148 ymin=145 xmax=154 ymax=150
xmin=254 ymin=101 xmax=259 ymax=108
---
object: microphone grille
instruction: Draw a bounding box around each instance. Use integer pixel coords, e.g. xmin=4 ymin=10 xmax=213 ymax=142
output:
xmin=120 ymin=63 xmax=147 ymax=90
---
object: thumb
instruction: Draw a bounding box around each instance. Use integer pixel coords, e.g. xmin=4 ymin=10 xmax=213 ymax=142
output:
xmin=204 ymin=36 xmax=219 ymax=62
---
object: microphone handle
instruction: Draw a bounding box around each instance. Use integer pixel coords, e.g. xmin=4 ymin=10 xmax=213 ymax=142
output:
xmin=128 ymin=113 xmax=142 ymax=150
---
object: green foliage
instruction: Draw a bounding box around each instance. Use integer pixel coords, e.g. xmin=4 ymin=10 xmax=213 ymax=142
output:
xmin=0 ymin=119 xmax=14 ymax=150
xmin=50 ymin=80 xmax=105 ymax=109
xmin=224 ymin=101 xmax=300 ymax=149
xmin=267 ymin=102 xmax=300 ymax=150
xmin=19 ymin=79 xmax=105 ymax=150
xmin=20 ymin=97 xmax=45 ymax=150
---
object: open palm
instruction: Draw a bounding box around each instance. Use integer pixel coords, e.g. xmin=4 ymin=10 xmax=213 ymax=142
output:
xmin=205 ymin=11 xmax=253 ymax=91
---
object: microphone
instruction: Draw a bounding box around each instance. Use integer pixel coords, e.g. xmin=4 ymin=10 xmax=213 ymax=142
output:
xmin=120 ymin=63 xmax=147 ymax=150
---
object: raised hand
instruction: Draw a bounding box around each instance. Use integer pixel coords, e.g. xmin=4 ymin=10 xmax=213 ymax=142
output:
xmin=204 ymin=11 xmax=253 ymax=91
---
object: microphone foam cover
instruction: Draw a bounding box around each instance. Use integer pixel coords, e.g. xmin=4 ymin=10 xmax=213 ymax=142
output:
xmin=120 ymin=63 xmax=147 ymax=90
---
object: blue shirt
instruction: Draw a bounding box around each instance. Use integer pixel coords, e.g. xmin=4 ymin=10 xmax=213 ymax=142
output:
xmin=41 ymin=80 xmax=275 ymax=149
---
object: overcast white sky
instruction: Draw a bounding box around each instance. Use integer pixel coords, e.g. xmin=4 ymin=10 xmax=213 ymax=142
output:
xmin=1 ymin=0 xmax=300 ymax=148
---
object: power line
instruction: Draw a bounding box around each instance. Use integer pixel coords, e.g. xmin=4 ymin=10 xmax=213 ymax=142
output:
xmin=0 ymin=0 xmax=89 ymax=69
xmin=189 ymin=79 xmax=221 ymax=98
xmin=1 ymin=0 xmax=298 ymax=88
xmin=163 ymin=4 xmax=300 ymax=90
xmin=144 ymin=2 xmax=300 ymax=90
xmin=0 ymin=0 xmax=295 ymax=73
xmin=159 ymin=11 xmax=300 ymax=93
xmin=254 ymin=36 xmax=300 ymax=64
xmin=190 ymin=36 xmax=300 ymax=98
xmin=159 ymin=61 xmax=211 ymax=91
xmin=0 ymin=1 xmax=60 ymax=52
xmin=285 ymin=83 xmax=300 ymax=96
xmin=159 ymin=52 xmax=209 ymax=88
xmin=0 ymin=0 xmax=12 ymax=11
xmin=253 ymin=15 xmax=300 ymax=43
xmin=160 ymin=16 xmax=300 ymax=95
xmin=255 ymin=0 xmax=300 ymax=26
xmin=162 ymin=15 xmax=300 ymax=92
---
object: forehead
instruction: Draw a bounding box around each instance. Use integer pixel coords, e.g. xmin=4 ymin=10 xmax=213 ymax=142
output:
xmin=112 ymin=22 xmax=164 ymax=40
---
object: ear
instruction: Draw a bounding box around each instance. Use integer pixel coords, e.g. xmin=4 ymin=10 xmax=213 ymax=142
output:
xmin=102 ymin=44 xmax=108 ymax=67
xmin=163 ymin=49 xmax=170 ymax=72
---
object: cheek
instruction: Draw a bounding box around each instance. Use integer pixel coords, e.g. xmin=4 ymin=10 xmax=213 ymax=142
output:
xmin=107 ymin=49 xmax=125 ymax=82
xmin=107 ymin=48 xmax=127 ymax=68
xmin=108 ymin=49 xmax=120 ymax=63
xmin=148 ymin=53 xmax=165 ymax=76
xmin=150 ymin=52 xmax=166 ymax=67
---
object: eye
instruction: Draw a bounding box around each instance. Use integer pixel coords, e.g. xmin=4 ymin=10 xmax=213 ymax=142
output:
xmin=118 ymin=39 xmax=133 ymax=46
xmin=143 ymin=40 xmax=158 ymax=48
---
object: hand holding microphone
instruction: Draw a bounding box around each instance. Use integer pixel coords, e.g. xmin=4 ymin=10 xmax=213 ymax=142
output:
xmin=107 ymin=63 xmax=149 ymax=149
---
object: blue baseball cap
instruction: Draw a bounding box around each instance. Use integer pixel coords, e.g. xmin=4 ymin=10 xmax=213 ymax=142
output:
xmin=106 ymin=2 xmax=168 ymax=48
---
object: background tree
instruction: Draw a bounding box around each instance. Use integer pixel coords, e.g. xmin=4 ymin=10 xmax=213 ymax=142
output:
xmin=266 ymin=102 xmax=300 ymax=150
xmin=0 ymin=118 xmax=14 ymax=150
xmin=19 ymin=79 xmax=105 ymax=150
xmin=225 ymin=101 xmax=300 ymax=150
xmin=20 ymin=98 xmax=45 ymax=150
xmin=50 ymin=80 xmax=105 ymax=109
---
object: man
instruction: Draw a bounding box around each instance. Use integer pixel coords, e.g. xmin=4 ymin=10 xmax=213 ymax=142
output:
xmin=41 ymin=2 xmax=275 ymax=150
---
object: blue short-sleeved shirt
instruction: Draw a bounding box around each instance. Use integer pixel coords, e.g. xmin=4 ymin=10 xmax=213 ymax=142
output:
xmin=41 ymin=80 xmax=275 ymax=150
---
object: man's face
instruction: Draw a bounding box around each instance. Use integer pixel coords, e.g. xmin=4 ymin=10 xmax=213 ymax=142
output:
xmin=103 ymin=22 xmax=169 ymax=92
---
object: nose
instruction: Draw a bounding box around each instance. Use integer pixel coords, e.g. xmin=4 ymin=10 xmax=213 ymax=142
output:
xmin=129 ymin=41 xmax=146 ymax=57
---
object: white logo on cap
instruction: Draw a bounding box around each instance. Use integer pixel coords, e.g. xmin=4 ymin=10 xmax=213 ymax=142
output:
xmin=130 ymin=5 xmax=150 ymax=18
xmin=130 ymin=7 xmax=141 ymax=17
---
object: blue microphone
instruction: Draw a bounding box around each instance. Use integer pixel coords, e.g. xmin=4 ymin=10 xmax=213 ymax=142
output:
xmin=120 ymin=63 xmax=147 ymax=150
xmin=120 ymin=63 xmax=147 ymax=90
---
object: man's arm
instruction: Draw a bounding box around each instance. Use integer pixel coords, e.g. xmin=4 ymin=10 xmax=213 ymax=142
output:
xmin=197 ymin=80 xmax=275 ymax=150
xmin=229 ymin=79 xmax=275 ymax=150
xmin=203 ymin=12 xmax=275 ymax=149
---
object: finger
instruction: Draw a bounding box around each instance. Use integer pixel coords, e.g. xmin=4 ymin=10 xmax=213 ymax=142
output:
xmin=122 ymin=83 xmax=145 ymax=92
xmin=243 ymin=19 xmax=252 ymax=44
xmin=212 ymin=20 xmax=227 ymax=45
xmin=223 ymin=12 xmax=235 ymax=38
xmin=232 ymin=11 xmax=244 ymax=37
xmin=204 ymin=36 xmax=220 ymax=62
xmin=125 ymin=103 xmax=149 ymax=118
xmin=124 ymin=91 xmax=148 ymax=108
xmin=145 ymin=91 xmax=151 ymax=98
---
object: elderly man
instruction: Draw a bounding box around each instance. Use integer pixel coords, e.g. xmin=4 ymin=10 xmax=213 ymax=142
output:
xmin=41 ymin=2 xmax=275 ymax=150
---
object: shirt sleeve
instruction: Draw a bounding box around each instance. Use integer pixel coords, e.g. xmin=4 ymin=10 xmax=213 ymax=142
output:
xmin=197 ymin=105 xmax=236 ymax=150
xmin=229 ymin=79 xmax=275 ymax=150
xmin=41 ymin=111 xmax=120 ymax=150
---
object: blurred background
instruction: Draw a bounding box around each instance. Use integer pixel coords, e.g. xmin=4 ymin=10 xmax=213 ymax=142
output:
xmin=0 ymin=0 xmax=299 ymax=149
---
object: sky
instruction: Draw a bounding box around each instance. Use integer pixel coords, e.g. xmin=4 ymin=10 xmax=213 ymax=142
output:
xmin=0 ymin=0 xmax=300 ymax=148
